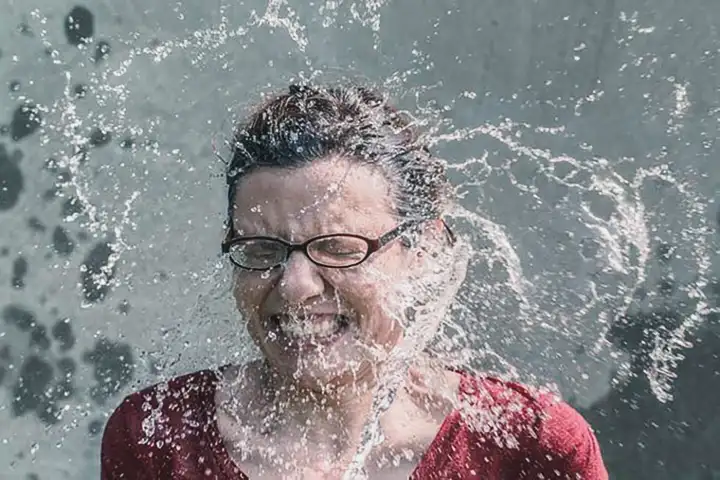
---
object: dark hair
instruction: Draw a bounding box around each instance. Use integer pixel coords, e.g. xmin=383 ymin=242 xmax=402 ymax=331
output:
xmin=225 ymin=84 xmax=451 ymax=231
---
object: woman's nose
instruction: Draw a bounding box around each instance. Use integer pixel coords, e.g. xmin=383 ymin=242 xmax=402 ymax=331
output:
xmin=276 ymin=250 xmax=325 ymax=303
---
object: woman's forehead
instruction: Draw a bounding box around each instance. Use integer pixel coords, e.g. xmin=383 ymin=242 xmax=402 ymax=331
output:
xmin=232 ymin=157 xmax=397 ymax=235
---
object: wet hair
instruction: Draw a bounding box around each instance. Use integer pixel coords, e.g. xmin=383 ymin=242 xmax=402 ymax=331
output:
xmin=224 ymin=84 xmax=452 ymax=230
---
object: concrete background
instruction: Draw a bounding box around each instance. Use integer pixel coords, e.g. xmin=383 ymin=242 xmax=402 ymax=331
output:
xmin=0 ymin=0 xmax=718 ymax=478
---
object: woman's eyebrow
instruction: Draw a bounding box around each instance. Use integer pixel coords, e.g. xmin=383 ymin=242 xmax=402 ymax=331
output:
xmin=240 ymin=229 xmax=291 ymax=239
xmin=232 ymin=215 xmax=281 ymax=237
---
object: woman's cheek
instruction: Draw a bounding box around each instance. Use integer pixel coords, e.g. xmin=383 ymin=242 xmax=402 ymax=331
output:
xmin=234 ymin=273 xmax=271 ymax=306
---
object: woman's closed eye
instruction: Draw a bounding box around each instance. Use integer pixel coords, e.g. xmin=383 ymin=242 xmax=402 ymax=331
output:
xmin=248 ymin=249 xmax=282 ymax=260
xmin=312 ymin=238 xmax=366 ymax=257
xmin=236 ymin=240 xmax=285 ymax=259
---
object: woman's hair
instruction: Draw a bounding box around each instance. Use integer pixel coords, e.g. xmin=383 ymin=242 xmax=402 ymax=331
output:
xmin=224 ymin=84 xmax=452 ymax=229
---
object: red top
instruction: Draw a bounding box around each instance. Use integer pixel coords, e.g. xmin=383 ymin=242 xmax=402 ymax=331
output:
xmin=101 ymin=368 xmax=608 ymax=479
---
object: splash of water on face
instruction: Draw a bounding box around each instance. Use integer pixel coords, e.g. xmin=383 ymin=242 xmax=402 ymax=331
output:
xmin=340 ymin=237 xmax=470 ymax=479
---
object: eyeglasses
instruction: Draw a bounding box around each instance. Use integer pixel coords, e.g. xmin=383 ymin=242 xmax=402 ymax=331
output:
xmin=222 ymin=220 xmax=455 ymax=271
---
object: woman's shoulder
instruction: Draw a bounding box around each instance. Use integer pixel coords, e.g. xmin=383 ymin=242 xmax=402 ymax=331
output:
xmin=101 ymin=367 xmax=244 ymax=478
xmin=451 ymin=370 xmax=607 ymax=478
xmin=457 ymin=371 xmax=558 ymax=409
xmin=455 ymin=370 xmax=590 ymax=437
xmin=103 ymin=366 xmax=228 ymax=448
xmin=112 ymin=367 xmax=223 ymax=415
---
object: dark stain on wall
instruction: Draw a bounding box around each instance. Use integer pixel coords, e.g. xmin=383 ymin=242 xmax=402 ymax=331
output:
xmin=83 ymin=337 xmax=134 ymax=406
xmin=80 ymin=242 xmax=116 ymax=303
xmin=0 ymin=143 xmax=23 ymax=210
xmin=11 ymin=256 xmax=27 ymax=289
xmin=10 ymin=103 xmax=42 ymax=142
xmin=52 ymin=226 xmax=75 ymax=257
xmin=64 ymin=6 xmax=94 ymax=47
xmin=51 ymin=318 xmax=76 ymax=352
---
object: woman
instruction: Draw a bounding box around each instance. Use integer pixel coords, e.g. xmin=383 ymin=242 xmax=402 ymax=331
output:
xmin=101 ymin=84 xmax=608 ymax=479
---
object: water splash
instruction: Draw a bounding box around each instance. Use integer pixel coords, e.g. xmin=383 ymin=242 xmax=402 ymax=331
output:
xmin=252 ymin=0 xmax=308 ymax=51
xmin=343 ymin=238 xmax=470 ymax=479
xmin=3 ymin=3 xmax=716 ymax=478
xmin=635 ymin=165 xmax=714 ymax=402
xmin=28 ymin=11 xmax=142 ymax=299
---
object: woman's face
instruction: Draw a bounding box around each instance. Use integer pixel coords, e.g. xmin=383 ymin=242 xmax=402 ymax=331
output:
xmin=231 ymin=156 xmax=425 ymax=391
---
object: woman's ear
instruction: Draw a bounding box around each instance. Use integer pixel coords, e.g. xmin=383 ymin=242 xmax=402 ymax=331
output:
xmin=401 ymin=231 xmax=435 ymax=279
xmin=417 ymin=221 xmax=448 ymax=256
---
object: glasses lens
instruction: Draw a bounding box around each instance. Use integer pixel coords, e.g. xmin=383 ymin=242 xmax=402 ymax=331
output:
xmin=228 ymin=239 xmax=286 ymax=269
xmin=307 ymin=235 xmax=370 ymax=267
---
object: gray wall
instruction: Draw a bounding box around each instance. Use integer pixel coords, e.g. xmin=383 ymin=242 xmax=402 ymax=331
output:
xmin=0 ymin=0 xmax=718 ymax=478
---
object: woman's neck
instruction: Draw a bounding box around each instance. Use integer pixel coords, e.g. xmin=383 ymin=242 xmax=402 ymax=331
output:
xmin=255 ymin=354 xmax=453 ymax=450
xmin=262 ymin=367 xmax=379 ymax=446
xmin=216 ymin=356 xmax=458 ymax=474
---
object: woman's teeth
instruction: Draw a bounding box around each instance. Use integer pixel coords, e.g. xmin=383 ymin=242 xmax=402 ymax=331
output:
xmin=276 ymin=314 xmax=348 ymax=340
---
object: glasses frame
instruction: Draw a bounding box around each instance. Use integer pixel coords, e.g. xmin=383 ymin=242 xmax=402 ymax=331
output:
xmin=222 ymin=219 xmax=455 ymax=271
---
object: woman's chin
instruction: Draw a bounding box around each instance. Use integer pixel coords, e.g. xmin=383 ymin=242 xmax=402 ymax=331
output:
xmin=264 ymin=348 xmax=367 ymax=389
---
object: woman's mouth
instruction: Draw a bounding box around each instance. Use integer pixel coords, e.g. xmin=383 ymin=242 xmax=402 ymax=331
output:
xmin=270 ymin=313 xmax=352 ymax=347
